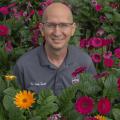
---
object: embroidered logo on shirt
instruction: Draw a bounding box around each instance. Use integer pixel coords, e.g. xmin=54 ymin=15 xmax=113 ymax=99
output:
xmin=30 ymin=82 xmax=46 ymax=86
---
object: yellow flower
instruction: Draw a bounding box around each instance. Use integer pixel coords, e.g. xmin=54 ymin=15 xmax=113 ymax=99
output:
xmin=95 ymin=115 xmax=106 ymax=120
xmin=14 ymin=90 xmax=36 ymax=109
xmin=4 ymin=74 xmax=16 ymax=81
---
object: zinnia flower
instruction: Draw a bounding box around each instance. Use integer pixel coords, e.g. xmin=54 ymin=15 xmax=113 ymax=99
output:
xmin=95 ymin=4 xmax=102 ymax=12
xmin=14 ymin=90 xmax=35 ymax=109
xmin=90 ymin=37 xmax=103 ymax=48
xmin=103 ymin=58 xmax=114 ymax=68
xmin=103 ymin=51 xmax=112 ymax=59
xmin=0 ymin=25 xmax=10 ymax=36
xmin=75 ymin=96 xmax=94 ymax=115
xmin=0 ymin=6 xmax=9 ymax=15
xmin=94 ymin=114 xmax=106 ymax=120
xmin=38 ymin=9 xmax=43 ymax=16
xmin=117 ymin=78 xmax=120 ymax=92
xmin=72 ymin=67 xmax=86 ymax=77
xmin=91 ymin=53 xmax=101 ymax=63
xmin=97 ymin=98 xmax=111 ymax=115
xmin=114 ymin=48 xmax=120 ymax=59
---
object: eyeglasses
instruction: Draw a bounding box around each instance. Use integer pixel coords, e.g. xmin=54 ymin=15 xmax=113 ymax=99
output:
xmin=43 ymin=22 xmax=74 ymax=30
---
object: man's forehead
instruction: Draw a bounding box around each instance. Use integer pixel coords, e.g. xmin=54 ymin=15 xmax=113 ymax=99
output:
xmin=42 ymin=2 xmax=73 ymax=22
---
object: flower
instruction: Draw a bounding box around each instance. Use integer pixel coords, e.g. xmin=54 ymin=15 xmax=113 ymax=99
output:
xmin=4 ymin=74 xmax=16 ymax=81
xmin=97 ymin=98 xmax=111 ymax=115
xmin=38 ymin=9 xmax=43 ymax=16
xmin=94 ymin=115 xmax=106 ymax=120
xmin=75 ymin=96 xmax=94 ymax=115
xmin=0 ymin=25 xmax=10 ymax=36
xmin=5 ymin=41 xmax=13 ymax=53
xmin=95 ymin=4 xmax=102 ymax=12
xmin=14 ymin=90 xmax=35 ymax=109
xmin=72 ymin=67 xmax=86 ymax=77
xmin=114 ymin=48 xmax=120 ymax=59
xmin=103 ymin=58 xmax=114 ymax=68
xmin=117 ymin=78 xmax=120 ymax=92
xmin=103 ymin=51 xmax=112 ymax=59
xmin=79 ymin=38 xmax=88 ymax=48
xmin=0 ymin=6 xmax=9 ymax=15
xmin=94 ymin=71 xmax=109 ymax=79
xmin=91 ymin=53 xmax=101 ymax=63
xmin=90 ymin=37 xmax=103 ymax=48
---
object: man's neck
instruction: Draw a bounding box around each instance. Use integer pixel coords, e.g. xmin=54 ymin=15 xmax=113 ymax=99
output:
xmin=45 ymin=45 xmax=68 ymax=68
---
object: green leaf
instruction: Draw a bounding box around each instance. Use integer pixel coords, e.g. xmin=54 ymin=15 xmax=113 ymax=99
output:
xmin=112 ymin=108 xmax=120 ymax=120
xmin=29 ymin=116 xmax=41 ymax=120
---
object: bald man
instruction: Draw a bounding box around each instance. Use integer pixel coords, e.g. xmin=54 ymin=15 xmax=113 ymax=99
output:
xmin=13 ymin=2 xmax=96 ymax=95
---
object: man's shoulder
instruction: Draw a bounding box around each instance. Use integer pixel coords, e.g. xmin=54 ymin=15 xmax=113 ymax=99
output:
xmin=16 ymin=46 xmax=41 ymax=65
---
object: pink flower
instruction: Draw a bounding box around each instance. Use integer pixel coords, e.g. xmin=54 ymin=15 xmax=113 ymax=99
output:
xmin=117 ymin=78 xmax=120 ymax=92
xmin=95 ymin=4 xmax=102 ymax=12
xmin=79 ymin=38 xmax=88 ymax=48
xmin=0 ymin=6 xmax=9 ymax=15
xmin=0 ymin=25 xmax=10 ymax=36
xmin=102 ymin=39 xmax=113 ymax=46
xmin=114 ymin=48 xmax=120 ymax=59
xmin=103 ymin=51 xmax=112 ymax=59
xmin=90 ymin=37 xmax=103 ymax=48
xmin=97 ymin=97 xmax=111 ymax=115
xmin=103 ymin=58 xmax=114 ymax=68
xmin=29 ymin=10 xmax=35 ymax=17
xmin=72 ymin=67 xmax=86 ymax=77
xmin=5 ymin=41 xmax=13 ymax=53
xmin=38 ymin=10 xmax=43 ymax=16
xmin=99 ymin=15 xmax=106 ymax=22
xmin=96 ymin=28 xmax=105 ymax=37
xmin=75 ymin=96 xmax=94 ymax=115
xmin=91 ymin=53 xmax=101 ymax=63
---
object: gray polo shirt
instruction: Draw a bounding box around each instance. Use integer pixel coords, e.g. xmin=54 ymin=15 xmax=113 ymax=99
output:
xmin=13 ymin=44 xmax=96 ymax=95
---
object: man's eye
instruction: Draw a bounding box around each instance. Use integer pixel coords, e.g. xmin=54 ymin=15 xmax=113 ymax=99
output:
xmin=60 ymin=23 xmax=68 ymax=27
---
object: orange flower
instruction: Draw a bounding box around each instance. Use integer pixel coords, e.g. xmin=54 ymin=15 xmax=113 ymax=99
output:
xmin=95 ymin=115 xmax=106 ymax=120
xmin=4 ymin=75 xmax=16 ymax=81
xmin=14 ymin=90 xmax=35 ymax=109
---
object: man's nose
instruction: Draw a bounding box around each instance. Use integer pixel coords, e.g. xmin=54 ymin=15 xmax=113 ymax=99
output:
xmin=53 ymin=25 xmax=62 ymax=36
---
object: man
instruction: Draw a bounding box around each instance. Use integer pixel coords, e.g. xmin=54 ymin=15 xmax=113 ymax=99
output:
xmin=13 ymin=2 xmax=96 ymax=95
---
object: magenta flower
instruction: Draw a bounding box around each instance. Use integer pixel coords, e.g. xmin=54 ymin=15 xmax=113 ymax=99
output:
xmin=99 ymin=15 xmax=106 ymax=22
xmin=0 ymin=25 xmax=10 ymax=36
xmin=84 ymin=116 xmax=98 ymax=120
xmin=90 ymin=37 xmax=103 ymax=48
xmin=79 ymin=38 xmax=88 ymax=48
xmin=97 ymin=97 xmax=111 ymax=115
xmin=0 ymin=6 xmax=9 ymax=15
xmin=117 ymin=78 xmax=120 ymax=92
xmin=38 ymin=10 xmax=43 ymax=16
xmin=91 ymin=53 xmax=101 ymax=63
xmin=103 ymin=58 xmax=114 ymax=68
xmin=114 ymin=48 xmax=120 ymax=59
xmin=5 ymin=41 xmax=13 ymax=53
xmin=103 ymin=51 xmax=112 ymax=59
xmin=95 ymin=4 xmax=102 ymax=12
xmin=102 ymin=39 xmax=113 ymax=46
xmin=72 ymin=67 xmax=86 ymax=77
xmin=75 ymin=96 xmax=94 ymax=115
xmin=94 ymin=71 xmax=109 ymax=79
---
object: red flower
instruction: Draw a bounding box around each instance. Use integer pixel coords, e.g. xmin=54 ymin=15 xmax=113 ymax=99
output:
xmin=117 ymin=78 xmax=120 ymax=92
xmin=38 ymin=10 xmax=43 ymax=16
xmin=90 ymin=37 xmax=103 ymax=48
xmin=0 ymin=6 xmax=9 ymax=15
xmin=0 ymin=25 xmax=10 ymax=36
xmin=72 ymin=67 xmax=86 ymax=77
xmin=114 ymin=48 xmax=120 ymax=59
xmin=95 ymin=4 xmax=102 ymax=12
xmin=97 ymin=97 xmax=111 ymax=115
xmin=75 ymin=96 xmax=94 ymax=115
xmin=79 ymin=38 xmax=88 ymax=48
xmin=103 ymin=58 xmax=114 ymax=68
xmin=91 ymin=53 xmax=101 ymax=63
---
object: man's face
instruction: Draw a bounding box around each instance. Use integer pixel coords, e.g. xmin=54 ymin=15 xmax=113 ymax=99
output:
xmin=41 ymin=6 xmax=76 ymax=51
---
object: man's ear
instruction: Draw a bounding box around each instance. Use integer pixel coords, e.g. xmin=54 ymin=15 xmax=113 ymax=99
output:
xmin=71 ymin=22 xmax=76 ymax=36
xmin=39 ymin=23 xmax=44 ymax=37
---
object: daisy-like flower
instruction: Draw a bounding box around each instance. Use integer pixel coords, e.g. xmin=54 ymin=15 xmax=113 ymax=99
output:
xmin=97 ymin=98 xmax=111 ymax=115
xmin=0 ymin=24 xmax=10 ymax=36
xmin=4 ymin=74 xmax=16 ymax=81
xmin=114 ymin=48 xmax=120 ymax=59
xmin=75 ymin=96 xmax=94 ymax=115
xmin=14 ymin=90 xmax=36 ymax=109
xmin=91 ymin=53 xmax=101 ymax=63
xmin=95 ymin=4 xmax=102 ymax=12
xmin=103 ymin=58 xmax=114 ymax=68
xmin=94 ymin=114 xmax=106 ymax=120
